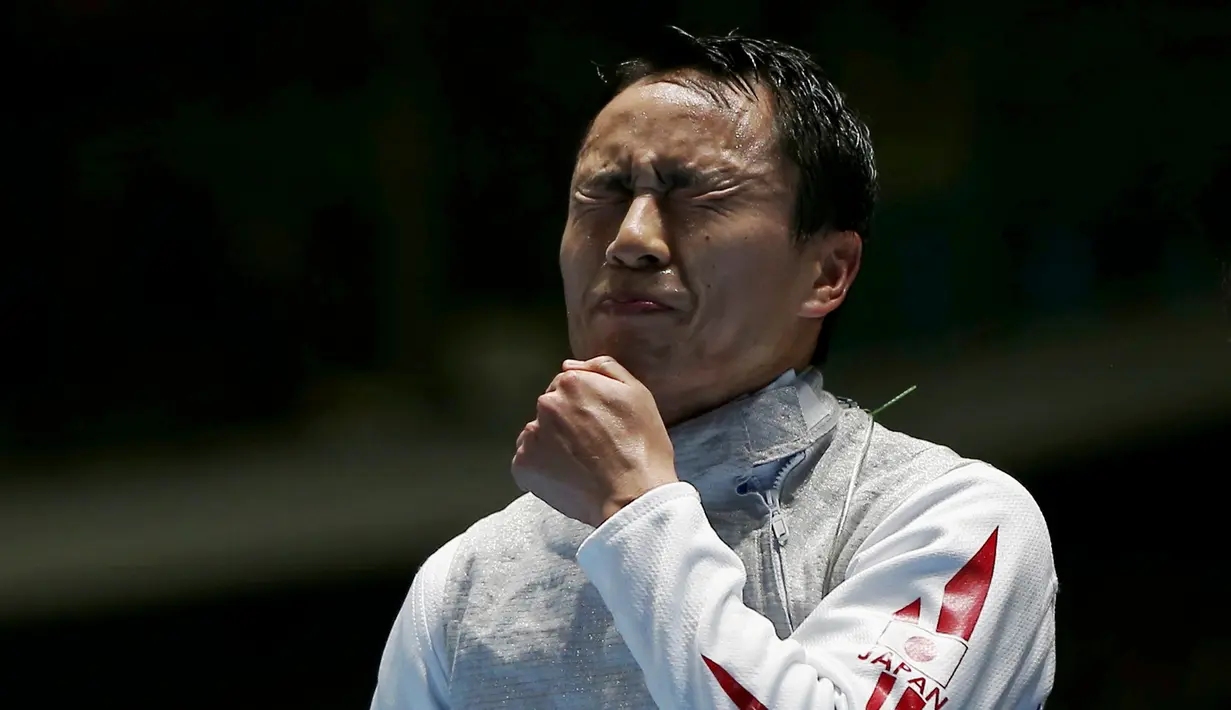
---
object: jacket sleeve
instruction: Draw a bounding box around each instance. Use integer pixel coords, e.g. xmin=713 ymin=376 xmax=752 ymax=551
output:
xmin=575 ymin=461 xmax=1057 ymax=710
xmin=369 ymin=537 xmax=460 ymax=710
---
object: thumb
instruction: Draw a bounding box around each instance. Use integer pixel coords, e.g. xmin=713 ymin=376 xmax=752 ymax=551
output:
xmin=563 ymin=355 xmax=635 ymax=384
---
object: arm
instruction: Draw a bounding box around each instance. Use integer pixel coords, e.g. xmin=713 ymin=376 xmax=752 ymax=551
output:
xmin=370 ymin=537 xmax=459 ymax=710
xmin=576 ymin=462 xmax=1057 ymax=710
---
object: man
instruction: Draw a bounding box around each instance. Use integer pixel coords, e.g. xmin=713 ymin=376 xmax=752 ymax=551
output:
xmin=372 ymin=28 xmax=1056 ymax=710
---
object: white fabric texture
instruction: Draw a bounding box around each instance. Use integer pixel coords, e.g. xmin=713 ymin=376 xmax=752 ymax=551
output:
xmin=576 ymin=464 xmax=1055 ymax=709
xmin=370 ymin=370 xmax=1056 ymax=710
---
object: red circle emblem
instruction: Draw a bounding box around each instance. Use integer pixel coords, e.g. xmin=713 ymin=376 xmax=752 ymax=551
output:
xmin=904 ymin=636 xmax=938 ymax=663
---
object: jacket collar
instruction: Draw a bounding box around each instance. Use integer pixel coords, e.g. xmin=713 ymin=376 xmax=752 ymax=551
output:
xmin=668 ymin=368 xmax=840 ymax=508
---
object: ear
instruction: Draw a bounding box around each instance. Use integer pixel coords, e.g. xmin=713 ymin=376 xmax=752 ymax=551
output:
xmin=797 ymin=230 xmax=862 ymax=319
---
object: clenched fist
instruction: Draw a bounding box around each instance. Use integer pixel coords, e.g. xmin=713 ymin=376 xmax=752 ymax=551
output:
xmin=511 ymin=356 xmax=678 ymax=528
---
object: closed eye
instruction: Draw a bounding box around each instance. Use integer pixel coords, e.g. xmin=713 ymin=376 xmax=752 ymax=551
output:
xmin=573 ymin=173 xmax=631 ymax=204
xmin=572 ymin=187 xmax=628 ymax=204
xmin=691 ymin=184 xmax=742 ymax=201
xmin=683 ymin=184 xmax=743 ymax=213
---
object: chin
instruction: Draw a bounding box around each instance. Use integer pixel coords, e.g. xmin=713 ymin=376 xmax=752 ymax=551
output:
xmin=582 ymin=336 xmax=676 ymax=378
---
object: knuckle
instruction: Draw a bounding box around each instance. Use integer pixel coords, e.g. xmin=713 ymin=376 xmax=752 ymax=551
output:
xmin=536 ymin=393 xmax=560 ymax=416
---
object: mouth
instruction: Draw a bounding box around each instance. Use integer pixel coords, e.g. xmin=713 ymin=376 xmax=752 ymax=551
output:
xmin=596 ymin=296 xmax=675 ymax=315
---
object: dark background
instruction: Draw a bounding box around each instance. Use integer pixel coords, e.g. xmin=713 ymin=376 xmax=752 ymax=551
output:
xmin=3 ymin=0 xmax=1229 ymax=707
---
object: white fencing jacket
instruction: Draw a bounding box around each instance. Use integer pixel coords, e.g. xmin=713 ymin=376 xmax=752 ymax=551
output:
xmin=372 ymin=369 xmax=1057 ymax=709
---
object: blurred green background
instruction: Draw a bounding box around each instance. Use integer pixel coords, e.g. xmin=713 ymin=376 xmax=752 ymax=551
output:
xmin=3 ymin=0 xmax=1229 ymax=707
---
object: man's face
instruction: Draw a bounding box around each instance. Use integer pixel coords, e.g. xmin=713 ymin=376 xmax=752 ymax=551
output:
xmin=560 ymin=74 xmax=854 ymax=423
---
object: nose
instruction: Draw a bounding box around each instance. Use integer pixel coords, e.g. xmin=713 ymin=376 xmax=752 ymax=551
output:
xmin=606 ymin=194 xmax=670 ymax=270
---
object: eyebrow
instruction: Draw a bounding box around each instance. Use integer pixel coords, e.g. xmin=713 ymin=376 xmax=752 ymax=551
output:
xmin=577 ymin=162 xmax=726 ymax=189
xmin=578 ymin=168 xmax=629 ymax=190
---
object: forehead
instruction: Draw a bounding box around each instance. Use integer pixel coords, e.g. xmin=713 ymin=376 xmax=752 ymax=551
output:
xmin=577 ymin=76 xmax=780 ymax=173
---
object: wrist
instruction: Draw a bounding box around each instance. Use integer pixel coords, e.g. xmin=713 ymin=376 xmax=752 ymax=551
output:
xmin=594 ymin=468 xmax=679 ymax=527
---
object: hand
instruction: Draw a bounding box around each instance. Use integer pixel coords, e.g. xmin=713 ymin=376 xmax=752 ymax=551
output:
xmin=511 ymin=356 xmax=678 ymax=528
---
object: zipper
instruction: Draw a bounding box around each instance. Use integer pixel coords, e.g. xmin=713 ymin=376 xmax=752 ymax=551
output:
xmin=761 ymin=484 xmax=794 ymax=631
xmin=763 ymin=450 xmax=804 ymax=549
xmin=764 ymin=487 xmax=790 ymax=546
xmin=759 ymin=454 xmax=803 ymax=632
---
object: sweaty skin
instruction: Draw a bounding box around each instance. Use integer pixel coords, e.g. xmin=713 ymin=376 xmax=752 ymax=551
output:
xmin=559 ymin=74 xmax=861 ymax=427
xmin=512 ymin=74 xmax=863 ymax=526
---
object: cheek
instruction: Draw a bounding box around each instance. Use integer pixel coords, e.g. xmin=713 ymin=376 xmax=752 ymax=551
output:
xmin=690 ymin=248 xmax=797 ymax=335
xmin=560 ymin=231 xmax=612 ymax=314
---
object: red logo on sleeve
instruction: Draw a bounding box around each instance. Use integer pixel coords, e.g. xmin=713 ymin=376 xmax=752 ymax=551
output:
xmin=860 ymin=528 xmax=1000 ymax=709
xmin=703 ymin=655 xmax=768 ymax=710
xmin=704 ymin=528 xmax=1000 ymax=710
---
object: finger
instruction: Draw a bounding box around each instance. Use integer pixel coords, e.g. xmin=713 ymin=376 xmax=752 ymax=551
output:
xmin=545 ymin=369 xmax=592 ymax=397
xmin=509 ymin=463 xmax=531 ymax=492
xmin=546 ymin=366 xmax=586 ymax=392
xmin=516 ymin=420 xmax=538 ymax=448
xmin=564 ymin=355 xmax=634 ymax=383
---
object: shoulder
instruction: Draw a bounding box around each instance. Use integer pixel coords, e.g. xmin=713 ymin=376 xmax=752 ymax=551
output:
xmin=851 ymin=457 xmax=1055 ymax=599
xmin=851 ymin=414 xmax=1040 ymax=514
xmin=826 ymin=413 xmax=1052 ymax=583
xmin=862 ymin=415 xmax=971 ymax=481
xmin=826 ymin=412 xmax=971 ymax=538
xmin=880 ymin=459 xmax=1053 ymax=556
xmin=396 ymin=493 xmax=591 ymax=662
xmin=415 ymin=492 xmax=593 ymax=609
xmin=445 ymin=493 xmax=591 ymax=573
xmin=820 ymin=406 xmax=973 ymax=504
xmin=861 ymin=418 xmax=1051 ymax=551
xmin=914 ymin=459 xmax=1047 ymax=522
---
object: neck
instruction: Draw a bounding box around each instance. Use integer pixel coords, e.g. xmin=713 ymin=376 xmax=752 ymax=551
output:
xmin=650 ymin=365 xmax=800 ymax=428
xmin=665 ymin=367 xmax=837 ymax=510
